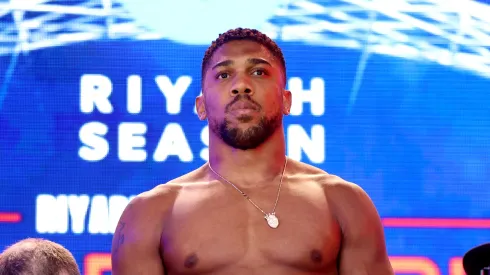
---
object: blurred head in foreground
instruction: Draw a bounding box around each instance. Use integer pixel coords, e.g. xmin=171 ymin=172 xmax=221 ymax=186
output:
xmin=0 ymin=238 xmax=80 ymax=275
xmin=463 ymin=242 xmax=490 ymax=275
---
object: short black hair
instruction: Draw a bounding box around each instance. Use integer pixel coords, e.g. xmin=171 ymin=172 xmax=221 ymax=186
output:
xmin=201 ymin=27 xmax=287 ymax=87
xmin=0 ymin=238 xmax=80 ymax=275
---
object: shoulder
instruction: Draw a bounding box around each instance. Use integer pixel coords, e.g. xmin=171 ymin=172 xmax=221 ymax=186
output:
xmin=288 ymin=158 xmax=364 ymax=195
xmin=120 ymin=165 xmax=207 ymax=228
xmin=128 ymin=164 xmax=209 ymax=214
xmin=126 ymin=183 xmax=180 ymax=216
xmin=114 ymin=183 xmax=180 ymax=244
xmin=288 ymin=158 xmax=375 ymax=221
xmin=113 ymin=166 xmax=208 ymax=247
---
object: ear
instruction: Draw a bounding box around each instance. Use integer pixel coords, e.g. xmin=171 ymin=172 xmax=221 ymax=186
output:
xmin=282 ymin=90 xmax=292 ymax=115
xmin=195 ymin=94 xmax=207 ymax=120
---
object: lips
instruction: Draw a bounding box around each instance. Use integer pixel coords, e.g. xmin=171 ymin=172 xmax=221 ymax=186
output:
xmin=229 ymin=101 xmax=258 ymax=111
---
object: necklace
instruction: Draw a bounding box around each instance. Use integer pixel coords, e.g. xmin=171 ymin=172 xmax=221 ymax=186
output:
xmin=207 ymin=157 xmax=288 ymax=229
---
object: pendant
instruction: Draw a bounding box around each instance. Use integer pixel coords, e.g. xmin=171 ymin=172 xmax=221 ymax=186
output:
xmin=265 ymin=213 xmax=279 ymax=228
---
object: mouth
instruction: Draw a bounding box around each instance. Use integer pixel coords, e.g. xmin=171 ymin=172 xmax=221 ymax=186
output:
xmin=231 ymin=108 xmax=257 ymax=116
xmin=226 ymin=99 xmax=260 ymax=120
xmin=228 ymin=101 xmax=259 ymax=112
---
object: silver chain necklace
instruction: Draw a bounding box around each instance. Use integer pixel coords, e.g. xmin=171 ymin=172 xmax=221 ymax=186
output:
xmin=207 ymin=157 xmax=288 ymax=229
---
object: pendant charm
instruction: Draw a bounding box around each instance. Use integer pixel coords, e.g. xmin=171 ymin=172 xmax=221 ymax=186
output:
xmin=265 ymin=213 xmax=279 ymax=228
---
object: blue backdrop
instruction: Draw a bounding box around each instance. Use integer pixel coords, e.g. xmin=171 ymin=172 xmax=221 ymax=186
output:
xmin=1 ymin=36 xmax=489 ymax=274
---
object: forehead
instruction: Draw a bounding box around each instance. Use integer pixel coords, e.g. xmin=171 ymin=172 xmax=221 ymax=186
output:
xmin=209 ymin=40 xmax=278 ymax=68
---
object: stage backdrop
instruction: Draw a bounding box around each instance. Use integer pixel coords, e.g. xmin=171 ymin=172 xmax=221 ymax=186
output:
xmin=1 ymin=4 xmax=490 ymax=275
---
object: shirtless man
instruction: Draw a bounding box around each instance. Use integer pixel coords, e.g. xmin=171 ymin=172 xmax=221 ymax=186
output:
xmin=111 ymin=28 xmax=394 ymax=275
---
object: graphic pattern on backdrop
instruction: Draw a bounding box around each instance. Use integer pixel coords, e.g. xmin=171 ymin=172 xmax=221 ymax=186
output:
xmin=1 ymin=1 xmax=490 ymax=275
xmin=1 ymin=0 xmax=490 ymax=77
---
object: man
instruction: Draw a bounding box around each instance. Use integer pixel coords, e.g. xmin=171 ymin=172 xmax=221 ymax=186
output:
xmin=0 ymin=238 xmax=80 ymax=275
xmin=112 ymin=27 xmax=394 ymax=275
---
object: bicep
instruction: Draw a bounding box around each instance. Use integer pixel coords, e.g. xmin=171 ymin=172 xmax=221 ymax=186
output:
xmin=338 ymin=224 xmax=392 ymax=275
xmin=111 ymin=198 xmax=165 ymax=275
xmin=334 ymin=183 xmax=393 ymax=275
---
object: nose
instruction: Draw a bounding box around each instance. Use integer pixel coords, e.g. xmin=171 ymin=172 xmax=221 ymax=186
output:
xmin=230 ymin=74 xmax=253 ymax=96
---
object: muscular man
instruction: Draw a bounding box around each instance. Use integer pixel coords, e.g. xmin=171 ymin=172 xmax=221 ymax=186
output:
xmin=0 ymin=238 xmax=80 ymax=275
xmin=112 ymin=28 xmax=394 ymax=275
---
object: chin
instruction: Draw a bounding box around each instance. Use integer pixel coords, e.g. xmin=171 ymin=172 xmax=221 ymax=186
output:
xmin=210 ymin=113 xmax=282 ymax=150
xmin=221 ymin=126 xmax=275 ymax=150
xmin=233 ymin=114 xmax=257 ymax=123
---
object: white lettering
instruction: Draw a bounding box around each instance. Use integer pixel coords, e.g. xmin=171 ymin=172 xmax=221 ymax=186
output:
xmin=36 ymin=195 xmax=68 ymax=234
xmin=88 ymin=195 xmax=110 ymax=234
xmin=67 ymin=195 xmax=90 ymax=234
xmin=288 ymin=77 xmax=325 ymax=116
xmin=127 ymin=75 xmax=142 ymax=114
xmin=36 ymin=194 xmax=136 ymax=235
xmin=153 ymin=123 xmax=193 ymax=162
xmin=118 ymin=122 xmax=147 ymax=162
xmin=155 ymin=75 xmax=192 ymax=115
xmin=80 ymin=74 xmax=113 ymax=114
xmin=78 ymin=122 xmax=109 ymax=161
xmin=287 ymin=125 xmax=325 ymax=163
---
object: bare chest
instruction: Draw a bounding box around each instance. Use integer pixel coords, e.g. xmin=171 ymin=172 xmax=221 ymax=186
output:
xmin=161 ymin=183 xmax=341 ymax=274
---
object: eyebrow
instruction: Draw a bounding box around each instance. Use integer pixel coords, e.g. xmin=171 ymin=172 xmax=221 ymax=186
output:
xmin=211 ymin=58 xmax=272 ymax=71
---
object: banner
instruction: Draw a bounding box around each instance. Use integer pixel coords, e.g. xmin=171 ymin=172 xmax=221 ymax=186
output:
xmin=1 ymin=39 xmax=489 ymax=275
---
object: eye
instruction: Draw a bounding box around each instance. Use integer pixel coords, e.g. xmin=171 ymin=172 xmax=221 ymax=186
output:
xmin=252 ymin=69 xmax=266 ymax=76
xmin=217 ymin=72 xmax=229 ymax=79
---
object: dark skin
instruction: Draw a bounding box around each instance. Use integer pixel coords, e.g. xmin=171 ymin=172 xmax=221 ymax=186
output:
xmin=111 ymin=40 xmax=394 ymax=275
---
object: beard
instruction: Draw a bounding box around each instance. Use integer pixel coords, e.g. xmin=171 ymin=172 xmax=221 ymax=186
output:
xmin=209 ymin=96 xmax=282 ymax=150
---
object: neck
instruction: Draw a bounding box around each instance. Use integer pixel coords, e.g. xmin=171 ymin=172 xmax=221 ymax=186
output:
xmin=207 ymin=127 xmax=287 ymax=187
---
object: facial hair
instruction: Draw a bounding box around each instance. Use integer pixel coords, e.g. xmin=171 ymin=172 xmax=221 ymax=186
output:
xmin=209 ymin=95 xmax=282 ymax=150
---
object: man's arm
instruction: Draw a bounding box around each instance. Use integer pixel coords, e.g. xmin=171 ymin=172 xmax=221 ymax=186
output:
xmin=111 ymin=190 xmax=167 ymax=274
xmin=329 ymin=179 xmax=394 ymax=275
